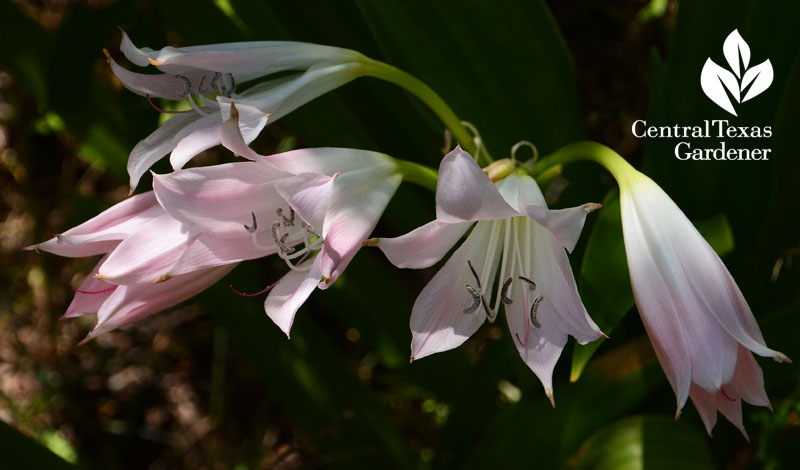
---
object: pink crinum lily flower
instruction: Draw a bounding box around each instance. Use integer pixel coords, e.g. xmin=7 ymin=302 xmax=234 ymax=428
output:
xmin=375 ymin=148 xmax=603 ymax=402
xmin=617 ymin=168 xmax=790 ymax=437
xmin=107 ymin=32 xmax=367 ymax=189
xmin=28 ymin=192 xmax=234 ymax=337
xmin=149 ymin=108 xmax=402 ymax=336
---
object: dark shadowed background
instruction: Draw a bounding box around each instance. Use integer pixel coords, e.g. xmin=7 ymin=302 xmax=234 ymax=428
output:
xmin=0 ymin=0 xmax=798 ymax=468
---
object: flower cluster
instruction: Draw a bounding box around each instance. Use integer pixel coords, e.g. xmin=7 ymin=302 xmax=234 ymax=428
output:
xmin=33 ymin=34 xmax=786 ymax=438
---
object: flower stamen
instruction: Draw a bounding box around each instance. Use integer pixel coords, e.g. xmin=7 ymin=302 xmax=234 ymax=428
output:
xmin=229 ymin=280 xmax=278 ymax=297
xmin=146 ymin=95 xmax=194 ymax=115
xmin=501 ymin=277 xmax=514 ymax=305
xmin=518 ymin=276 xmax=536 ymax=291
xmin=467 ymin=259 xmax=482 ymax=289
xmin=463 ymin=285 xmax=481 ymax=314
xmin=720 ymin=387 xmax=737 ymax=402
xmin=244 ymin=211 xmax=257 ymax=233
xmin=277 ymin=207 xmax=295 ymax=227
xmin=529 ymin=295 xmax=543 ymax=328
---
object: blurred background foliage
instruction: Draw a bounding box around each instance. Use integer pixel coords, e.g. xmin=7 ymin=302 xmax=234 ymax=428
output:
xmin=0 ymin=0 xmax=798 ymax=468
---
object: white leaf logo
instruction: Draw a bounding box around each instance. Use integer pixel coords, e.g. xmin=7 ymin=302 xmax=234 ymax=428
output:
xmin=700 ymin=29 xmax=773 ymax=116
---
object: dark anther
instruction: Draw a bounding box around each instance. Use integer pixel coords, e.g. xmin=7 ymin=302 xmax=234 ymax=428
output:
xmin=481 ymin=295 xmax=496 ymax=320
xmin=277 ymin=207 xmax=295 ymax=227
xmin=529 ymin=295 xmax=543 ymax=328
xmin=244 ymin=212 xmax=257 ymax=233
xmin=463 ymin=285 xmax=481 ymax=314
xmin=174 ymin=74 xmax=192 ymax=99
xmin=467 ymin=260 xmax=482 ymax=289
xmin=518 ymin=276 xmax=536 ymax=291
xmin=501 ymin=277 xmax=514 ymax=305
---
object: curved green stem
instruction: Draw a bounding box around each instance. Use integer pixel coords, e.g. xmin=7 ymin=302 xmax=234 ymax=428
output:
xmin=359 ymin=58 xmax=494 ymax=164
xmin=395 ymin=159 xmax=438 ymax=192
xmin=534 ymin=141 xmax=638 ymax=187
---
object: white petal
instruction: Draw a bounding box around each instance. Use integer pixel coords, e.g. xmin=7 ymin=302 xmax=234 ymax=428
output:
xmin=169 ymin=123 xmax=222 ymax=170
xmin=522 ymin=218 xmax=604 ymax=344
xmin=227 ymin=62 xmax=362 ymax=122
xmin=317 ymin=165 xmax=402 ymax=285
xmin=435 ymin=147 xmax=518 ymax=223
xmin=689 ymin=384 xmax=719 ymax=436
xmin=152 ymin=162 xmax=286 ymax=236
xmin=127 ymin=111 xmax=207 ymax=189
xmin=410 ymin=221 xmax=503 ymax=360
xmin=274 ymin=172 xmax=334 ymax=234
xmin=264 ymin=259 xmax=322 ymax=336
xmin=265 ymin=147 xmax=397 ymax=176
xmin=378 ymin=220 xmax=471 ymax=269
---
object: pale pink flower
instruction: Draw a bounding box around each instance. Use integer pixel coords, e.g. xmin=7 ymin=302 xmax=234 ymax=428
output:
xmin=107 ymin=32 xmax=367 ymax=189
xmin=375 ymin=148 xmax=603 ymax=402
xmin=150 ymin=110 xmax=402 ymax=336
xmin=618 ymin=169 xmax=790 ymax=437
xmin=28 ymin=192 xmax=235 ymax=336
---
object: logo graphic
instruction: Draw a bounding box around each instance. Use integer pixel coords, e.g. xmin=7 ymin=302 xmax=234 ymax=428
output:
xmin=701 ymin=29 xmax=773 ymax=116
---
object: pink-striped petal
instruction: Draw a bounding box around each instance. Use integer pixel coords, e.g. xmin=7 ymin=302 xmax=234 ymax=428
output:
xmin=119 ymin=31 xmax=363 ymax=83
xmin=263 ymin=259 xmax=323 ymax=336
xmin=90 ymin=264 xmax=235 ymax=337
xmin=152 ymin=162 xmax=287 ymax=237
xmin=168 ymin=232 xmax=274 ymax=277
xmin=316 ymin=165 xmax=402 ymax=285
xmin=65 ymin=256 xmax=116 ymax=318
xmin=30 ymin=192 xmax=159 ymax=258
xmin=96 ymin=212 xmax=193 ymax=284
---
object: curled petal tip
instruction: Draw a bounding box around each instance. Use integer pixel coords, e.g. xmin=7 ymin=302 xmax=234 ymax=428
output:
xmin=601 ymin=332 xmax=610 ymax=339
xmin=94 ymin=274 xmax=107 ymax=280
xmin=147 ymin=57 xmax=164 ymax=66
xmin=674 ymin=407 xmax=682 ymax=421
xmin=285 ymin=332 xmax=291 ymax=340
xmin=102 ymin=48 xmax=111 ymax=62
xmin=362 ymin=238 xmax=379 ymax=247
xmin=583 ymin=203 xmax=602 ymax=213
xmin=153 ymin=274 xmax=172 ymax=284
xmin=229 ymin=102 xmax=239 ymax=119
xmin=22 ymin=243 xmax=39 ymax=252
xmin=774 ymin=352 xmax=792 ymax=364
xmin=545 ymin=389 xmax=555 ymax=408
xmin=409 ymin=356 xmax=415 ymax=364
xmin=77 ymin=334 xmax=95 ymax=346
xmin=128 ymin=187 xmax=135 ymax=197
xmin=322 ymin=276 xmax=331 ymax=285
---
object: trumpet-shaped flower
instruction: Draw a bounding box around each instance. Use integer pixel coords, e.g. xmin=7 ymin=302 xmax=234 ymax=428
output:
xmin=150 ymin=110 xmax=402 ymax=335
xmin=107 ymin=32 xmax=367 ymax=189
xmin=617 ymin=168 xmax=789 ymax=437
xmin=28 ymin=192 xmax=235 ymax=336
xmin=375 ymin=148 xmax=603 ymax=401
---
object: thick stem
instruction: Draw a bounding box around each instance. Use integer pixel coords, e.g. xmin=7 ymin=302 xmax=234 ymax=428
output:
xmin=359 ymin=58 xmax=493 ymax=164
xmin=395 ymin=159 xmax=438 ymax=192
xmin=534 ymin=141 xmax=638 ymax=187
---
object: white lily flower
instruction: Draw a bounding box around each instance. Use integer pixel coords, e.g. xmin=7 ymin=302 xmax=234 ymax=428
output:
xmin=376 ymin=148 xmax=603 ymax=402
xmin=617 ymin=167 xmax=790 ymax=437
xmin=106 ymin=32 xmax=367 ymax=189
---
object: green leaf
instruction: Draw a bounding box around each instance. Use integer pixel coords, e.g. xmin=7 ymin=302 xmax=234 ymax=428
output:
xmin=570 ymin=415 xmax=714 ymax=470
xmin=0 ymin=422 xmax=78 ymax=470
xmin=693 ymin=212 xmax=735 ymax=257
xmin=572 ymin=190 xmax=631 ymax=381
